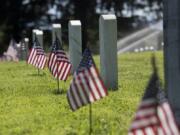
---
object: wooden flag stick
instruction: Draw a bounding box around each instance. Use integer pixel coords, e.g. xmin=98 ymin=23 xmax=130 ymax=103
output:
xmin=89 ymin=103 xmax=92 ymax=135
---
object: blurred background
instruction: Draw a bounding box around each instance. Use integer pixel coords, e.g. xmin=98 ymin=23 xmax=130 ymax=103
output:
xmin=0 ymin=0 xmax=163 ymax=55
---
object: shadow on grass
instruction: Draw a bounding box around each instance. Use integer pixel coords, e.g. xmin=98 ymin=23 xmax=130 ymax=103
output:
xmin=52 ymin=89 xmax=66 ymax=95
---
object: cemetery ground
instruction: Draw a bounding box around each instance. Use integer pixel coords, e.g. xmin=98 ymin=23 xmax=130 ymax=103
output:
xmin=0 ymin=51 xmax=164 ymax=135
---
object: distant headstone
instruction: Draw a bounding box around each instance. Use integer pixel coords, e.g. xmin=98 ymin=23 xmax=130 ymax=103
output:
xmin=52 ymin=24 xmax=62 ymax=44
xmin=36 ymin=30 xmax=43 ymax=48
xmin=68 ymin=20 xmax=82 ymax=73
xmin=99 ymin=14 xmax=118 ymax=90
xmin=32 ymin=29 xmax=39 ymax=42
xmin=23 ymin=38 xmax=29 ymax=60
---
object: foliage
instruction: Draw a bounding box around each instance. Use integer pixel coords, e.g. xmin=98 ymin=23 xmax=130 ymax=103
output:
xmin=0 ymin=51 xmax=164 ymax=135
xmin=0 ymin=0 xmax=163 ymax=54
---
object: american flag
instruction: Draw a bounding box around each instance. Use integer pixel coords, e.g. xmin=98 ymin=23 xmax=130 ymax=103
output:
xmin=67 ymin=48 xmax=108 ymax=111
xmin=47 ymin=37 xmax=71 ymax=81
xmin=27 ymin=38 xmax=47 ymax=69
xmin=128 ymin=58 xmax=179 ymax=135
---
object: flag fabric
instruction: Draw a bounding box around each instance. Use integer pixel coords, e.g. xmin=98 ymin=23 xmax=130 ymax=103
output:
xmin=128 ymin=58 xmax=179 ymax=135
xmin=47 ymin=37 xmax=71 ymax=81
xmin=67 ymin=48 xmax=108 ymax=111
xmin=27 ymin=38 xmax=47 ymax=69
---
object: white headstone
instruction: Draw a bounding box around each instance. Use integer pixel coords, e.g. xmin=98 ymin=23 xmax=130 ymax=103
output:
xmin=99 ymin=14 xmax=118 ymax=89
xmin=24 ymin=38 xmax=29 ymax=59
xmin=164 ymin=0 xmax=180 ymax=124
xmin=52 ymin=24 xmax=62 ymax=44
xmin=68 ymin=20 xmax=82 ymax=73
xmin=36 ymin=30 xmax=43 ymax=48
xmin=32 ymin=29 xmax=39 ymax=42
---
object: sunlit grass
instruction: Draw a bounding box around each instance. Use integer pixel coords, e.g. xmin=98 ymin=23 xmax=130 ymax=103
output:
xmin=0 ymin=51 xmax=164 ymax=135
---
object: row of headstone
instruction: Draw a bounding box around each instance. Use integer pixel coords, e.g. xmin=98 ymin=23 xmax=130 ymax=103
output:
xmin=26 ymin=14 xmax=118 ymax=90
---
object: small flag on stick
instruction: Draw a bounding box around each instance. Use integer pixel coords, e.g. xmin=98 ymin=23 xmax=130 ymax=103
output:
xmin=67 ymin=48 xmax=108 ymax=111
xmin=27 ymin=37 xmax=46 ymax=69
xmin=47 ymin=36 xmax=71 ymax=81
xmin=128 ymin=57 xmax=179 ymax=135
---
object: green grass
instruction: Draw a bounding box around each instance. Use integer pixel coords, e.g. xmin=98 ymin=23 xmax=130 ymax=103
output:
xmin=0 ymin=51 xmax=164 ymax=135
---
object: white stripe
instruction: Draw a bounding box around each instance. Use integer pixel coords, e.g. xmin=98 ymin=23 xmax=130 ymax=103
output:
xmin=135 ymin=130 xmax=144 ymax=135
xmin=39 ymin=56 xmax=45 ymax=69
xmin=131 ymin=116 xmax=158 ymax=129
xmin=79 ymin=72 xmax=94 ymax=102
xmin=56 ymin=62 xmax=63 ymax=78
xmin=52 ymin=60 xmax=58 ymax=77
xmin=32 ymin=50 xmax=38 ymax=66
xmin=29 ymin=49 xmax=36 ymax=64
xmin=32 ymin=55 xmax=38 ymax=66
xmin=28 ymin=49 xmax=35 ymax=64
xmin=59 ymin=63 xmax=67 ymax=80
xmin=158 ymin=106 xmax=171 ymax=135
xmin=54 ymin=63 xmax=58 ymax=78
xmin=158 ymin=127 xmax=164 ymax=135
xmin=38 ymin=55 xmax=43 ymax=68
xmin=36 ymin=55 xmax=41 ymax=68
xmin=38 ymin=55 xmax=44 ymax=68
xmin=67 ymin=89 xmax=77 ymax=110
xmin=32 ymin=49 xmax=38 ymax=65
xmin=85 ymin=70 xmax=100 ymax=101
xmin=90 ymin=67 xmax=106 ymax=97
xmin=49 ymin=53 xmax=55 ymax=70
xmin=51 ymin=55 xmax=57 ymax=72
xmin=41 ymin=56 xmax=46 ymax=68
xmin=145 ymin=127 xmax=155 ymax=135
xmin=161 ymin=103 xmax=179 ymax=135
xmin=52 ymin=63 xmax=57 ymax=76
xmin=62 ymin=64 xmax=71 ymax=80
xmin=128 ymin=132 xmax=133 ymax=135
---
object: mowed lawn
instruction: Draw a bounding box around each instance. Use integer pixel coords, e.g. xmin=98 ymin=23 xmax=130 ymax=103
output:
xmin=0 ymin=52 xmax=164 ymax=135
